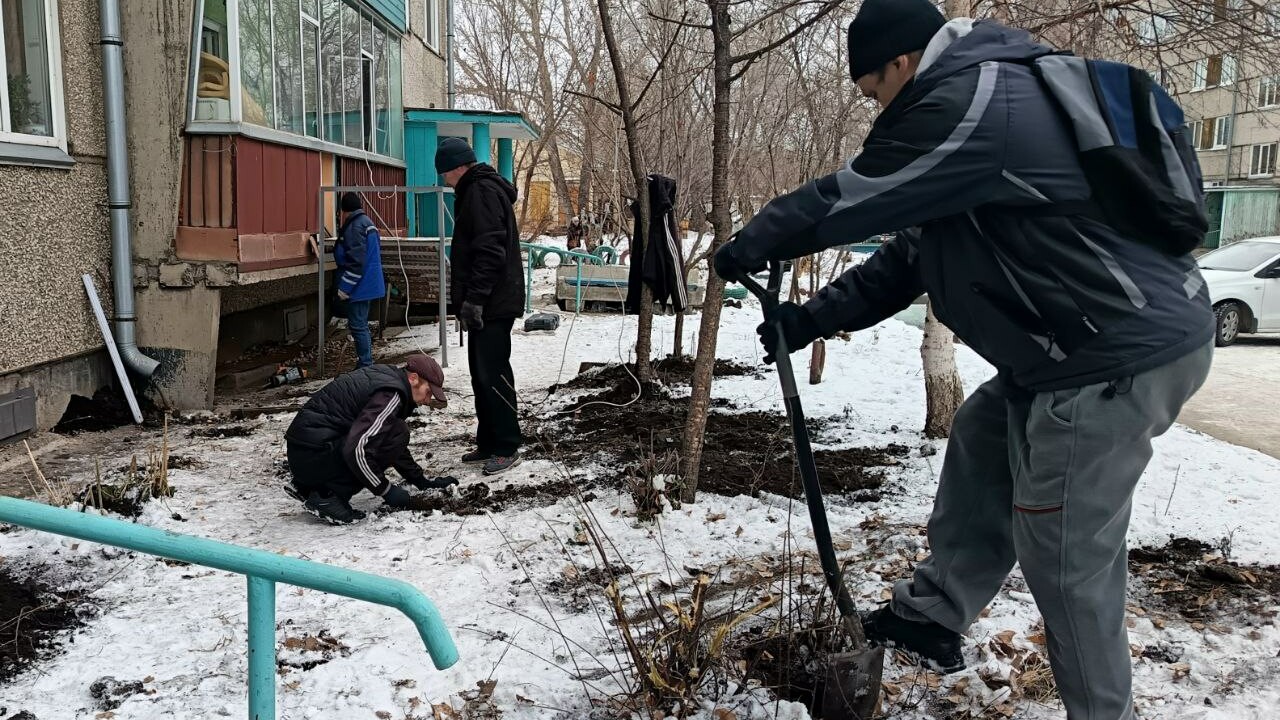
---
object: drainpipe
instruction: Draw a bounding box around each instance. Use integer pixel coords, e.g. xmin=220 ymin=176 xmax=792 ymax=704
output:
xmin=446 ymin=0 xmax=455 ymax=108
xmin=100 ymin=0 xmax=159 ymax=378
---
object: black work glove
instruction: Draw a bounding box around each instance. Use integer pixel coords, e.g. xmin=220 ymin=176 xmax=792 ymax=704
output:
xmin=757 ymin=302 xmax=821 ymax=365
xmin=459 ymin=301 xmax=485 ymax=331
xmin=413 ymin=475 xmax=459 ymax=491
xmin=382 ymin=484 xmax=412 ymax=508
xmin=712 ymin=239 xmax=765 ymax=282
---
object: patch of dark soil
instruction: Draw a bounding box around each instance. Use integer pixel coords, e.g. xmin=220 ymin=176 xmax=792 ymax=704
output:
xmin=164 ymin=454 xmax=205 ymax=470
xmin=75 ymin=480 xmax=175 ymax=517
xmin=547 ymin=563 xmax=635 ymax=611
xmin=739 ymin=621 xmax=853 ymax=719
xmin=186 ymin=424 xmax=256 ymax=439
xmin=534 ymin=382 xmax=907 ymax=500
xmin=383 ymin=477 xmax=591 ymax=517
xmin=0 ymin=571 xmax=81 ymax=683
xmin=52 ymin=388 xmax=161 ymax=435
xmin=90 ymin=677 xmax=145 ymax=711
xmin=277 ymin=631 xmax=349 ymax=672
xmin=3 ymin=711 xmax=39 ymax=720
xmin=1129 ymin=538 xmax=1280 ymax=620
xmin=550 ymin=355 xmax=759 ymax=394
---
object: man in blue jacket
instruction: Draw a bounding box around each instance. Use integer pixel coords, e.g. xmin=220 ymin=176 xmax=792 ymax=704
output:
xmin=715 ymin=2 xmax=1212 ymax=718
xmin=335 ymin=192 xmax=385 ymax=368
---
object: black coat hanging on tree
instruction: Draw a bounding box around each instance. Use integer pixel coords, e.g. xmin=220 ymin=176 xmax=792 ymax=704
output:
xmin=625 ymin=174 xmax=689 ymax=314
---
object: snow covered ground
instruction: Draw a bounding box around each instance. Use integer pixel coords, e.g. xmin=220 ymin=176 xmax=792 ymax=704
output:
xmin=1 ymin=264 xmax=1278 ymax=719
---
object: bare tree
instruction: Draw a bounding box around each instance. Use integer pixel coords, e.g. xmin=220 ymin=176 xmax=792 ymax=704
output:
xmin=676 ymin=0 xmax=844 ymax=502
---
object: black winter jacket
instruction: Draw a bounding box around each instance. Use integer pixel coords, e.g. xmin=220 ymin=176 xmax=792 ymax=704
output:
xmin=451 ymin=164 xmax=524 ymax=320
xmin=284 ymin=365 xmax=427 ymax=496
xmin=732 ymin=20 xmax=1214 ymax=391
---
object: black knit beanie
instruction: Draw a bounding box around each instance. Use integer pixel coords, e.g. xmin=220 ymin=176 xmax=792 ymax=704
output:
xmin=435 ymin=137 xmax=477 ymax=174
xmin=340 ymin=191 xmax=362 ymax=213
xmin=847 ymin=0 xmax=947 ymax=81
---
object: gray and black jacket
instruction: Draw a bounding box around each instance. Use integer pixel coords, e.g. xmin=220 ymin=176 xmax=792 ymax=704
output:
xmin=732 ymin=20 xmax=1213 ymax=391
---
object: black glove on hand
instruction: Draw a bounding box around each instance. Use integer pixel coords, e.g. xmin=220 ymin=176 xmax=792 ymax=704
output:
xmin=459 ymin=301 xmax=485 ymax=331
xmin=757 ymin=302 xmax=821 ymax=365
xmin=418 ymin=475 xmax=459 ymax=490
xmin=382 ymin=484 xmax=412 ymax=508
xmin=712 ymin=240 xmax=765 ymax=282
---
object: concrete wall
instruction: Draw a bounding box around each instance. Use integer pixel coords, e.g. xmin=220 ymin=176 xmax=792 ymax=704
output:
xmin=403 ymin=0 xmax=448 ymax=109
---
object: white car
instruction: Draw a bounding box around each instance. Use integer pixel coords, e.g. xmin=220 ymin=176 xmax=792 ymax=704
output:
xmin=1197 ymin=237 xmax=1280 ymax=346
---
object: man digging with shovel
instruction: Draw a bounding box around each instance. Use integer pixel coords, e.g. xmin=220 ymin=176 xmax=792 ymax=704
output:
xmin=283 ymin=355 xmax=459 ymax=524
xmin=715 ymin=2 xmax=1213 ymax=718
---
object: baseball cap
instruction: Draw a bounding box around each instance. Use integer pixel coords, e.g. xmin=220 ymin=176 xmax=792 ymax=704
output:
xmin=404 ymin=354 xmax=446 ymax=404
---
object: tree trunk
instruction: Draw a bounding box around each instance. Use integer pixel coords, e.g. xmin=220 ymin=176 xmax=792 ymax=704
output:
xmin=674 ymin=310 xmax=685 ymax=358
xmin=809 ymin=339 xmax=826 ymax=385
xmin=919 ymin=0 xmax=969 ymax=438
xmin=547 ymin=140 xmax=576 ymax=225
xmin=921 ymin=300 xmax=964 ymax=439
xmin=594 ymin=0 xmax=653 ymax=383
xmin=678 ymin=0 xmax=732 ymax=503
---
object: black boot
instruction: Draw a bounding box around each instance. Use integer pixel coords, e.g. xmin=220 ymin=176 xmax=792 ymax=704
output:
xmin=302 ymin=492 xmax=367 ymax=525
xmin=862 ymin=606 xmax=965 ymax=674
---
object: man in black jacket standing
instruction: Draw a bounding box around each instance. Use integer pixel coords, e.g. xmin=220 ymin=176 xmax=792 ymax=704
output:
xmin=436 ymin=137 xmax=525 ymax=475
xmin=714 ymin=3 xmax=1212 ymax=718
xmin=284 ymin=354 xmax=457 ymax=524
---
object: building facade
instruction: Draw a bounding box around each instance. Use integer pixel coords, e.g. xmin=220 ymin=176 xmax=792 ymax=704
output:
xmin=0 ymin=0 xmax=530 ymax=438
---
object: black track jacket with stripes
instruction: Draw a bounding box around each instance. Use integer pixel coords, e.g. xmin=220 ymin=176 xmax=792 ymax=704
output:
xmin=285 ymin=365 xmax=427 ymax=496
xmin=732 ymin=20 xmax=1213 ymax=391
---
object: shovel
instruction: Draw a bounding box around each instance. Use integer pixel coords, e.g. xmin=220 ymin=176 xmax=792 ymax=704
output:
xmin=737 ymin=261 xmax=883 ymax=720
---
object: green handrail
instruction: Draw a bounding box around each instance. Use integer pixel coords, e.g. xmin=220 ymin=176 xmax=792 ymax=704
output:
xmin=520 ymin=242 xmax=605 ymax=313
xmin=0 ymin=496 xmax=458 ymax=719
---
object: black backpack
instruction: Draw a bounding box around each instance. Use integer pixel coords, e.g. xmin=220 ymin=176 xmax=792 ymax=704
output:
xmin=1030 ymin=55 xmax=1208 ymax=256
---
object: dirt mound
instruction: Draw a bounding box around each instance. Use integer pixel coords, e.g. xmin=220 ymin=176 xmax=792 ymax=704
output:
xmin=0 ymin=571 xmax=80 ymax=682
xmin=1129 ymin=538 xmax=1280 ymax=620
xmin=382 ymin=477 xmax=590 ymax=517
xmin=550 ymin=356 xmax=758 ymax=394
xmin=533 ymin=382 xmax=906 ymax=500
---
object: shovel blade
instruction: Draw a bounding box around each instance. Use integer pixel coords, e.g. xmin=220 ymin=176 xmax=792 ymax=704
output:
xmin=821 ymin=647 xmax=884 ymax=720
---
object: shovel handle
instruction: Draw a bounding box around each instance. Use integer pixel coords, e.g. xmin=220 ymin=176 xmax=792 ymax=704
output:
xmin=737 ymin=260 xmax=868 ymax=644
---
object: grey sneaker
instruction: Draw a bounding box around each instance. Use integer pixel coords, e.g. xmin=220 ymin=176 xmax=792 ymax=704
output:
xmin=302 ymin=492 xmax=366 ymax=525
xmin=461 ymin=449 xmax=493 ymax=465
xmin=482 ymin=454 xmax=522 ymax=476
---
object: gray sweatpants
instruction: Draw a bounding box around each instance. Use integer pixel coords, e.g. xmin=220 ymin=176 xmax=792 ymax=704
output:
xmin=892 ymin=342 xmax=1212 ymax=719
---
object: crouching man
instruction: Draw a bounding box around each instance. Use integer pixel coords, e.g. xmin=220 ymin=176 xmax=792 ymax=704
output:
xmin=284 ymin=354 xmax=458 ymax=524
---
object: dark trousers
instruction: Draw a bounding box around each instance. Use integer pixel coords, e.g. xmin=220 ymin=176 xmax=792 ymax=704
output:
xmin=287 ymin=440 xmax=360 ymax=501
xmin=468 ymin=317 xmax=521 ymax=456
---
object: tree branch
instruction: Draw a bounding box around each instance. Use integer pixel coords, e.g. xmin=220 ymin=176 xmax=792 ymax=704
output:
xmin=729 ymin=0 xmax=843 ymax=77
xmin=563 ymin=88 xmax=623 ymax=116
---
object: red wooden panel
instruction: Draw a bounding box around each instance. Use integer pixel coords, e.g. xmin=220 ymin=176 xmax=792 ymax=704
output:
xmin=203 ymin=137 xmax=221 ymax=228
xmin=261 ymin=143 xmax=288 ymax=233
xmin=188 ymin=138 xmax=205 ymax=227
xmin=306 ymin=151 xmax=321 ymax=232
xmin=220 ymin=137 xmax=234 ymax=228
xmin=235 ymin=137 xmax=264 ymax=235
xmin=284 ymin=148 xmax=308 ymax=231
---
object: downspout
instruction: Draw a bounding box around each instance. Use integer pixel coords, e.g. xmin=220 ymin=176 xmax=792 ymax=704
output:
xmin=446 ymin=0 xmax=455 ymax=108
xmin=100 ymin=0 xmax=160 ymax=378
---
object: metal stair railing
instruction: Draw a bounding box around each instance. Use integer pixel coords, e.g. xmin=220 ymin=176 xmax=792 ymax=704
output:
xmin=0 ymin=495 xmax=459 ymax=720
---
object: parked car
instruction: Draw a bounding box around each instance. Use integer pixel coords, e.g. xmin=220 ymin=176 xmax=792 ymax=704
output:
xmin=1197 ymin=237 xmax=1280 ymax=346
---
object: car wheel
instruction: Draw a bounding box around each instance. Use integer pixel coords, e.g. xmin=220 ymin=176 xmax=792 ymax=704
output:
xmin=1215 ymin=302 xmax=1242 ymax=347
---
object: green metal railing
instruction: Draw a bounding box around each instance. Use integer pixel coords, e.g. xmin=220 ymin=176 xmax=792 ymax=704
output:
xmin=0 ymin=496 xmax=458 ymax=719
xmin=521 ymin=242 xmax=608 ymax=313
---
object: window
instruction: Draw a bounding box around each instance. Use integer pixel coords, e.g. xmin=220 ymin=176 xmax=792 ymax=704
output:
xmin=1193 ymin=54 xmax=1236 ymax=90
xmin=1251 ymin=143 xmax=1277 ymax=177
xmin=423 ymin=0 xmax=439 ymax=50
xmin=1 ymin=0 xmax=65 ymax=148
xmin=1213 ymin=116 xmax=1232 ymax=149
xmin=1136 ymin=15 xmax=1171 ymax=45
xmin=1193 ymin=58 xmax=1209 ymax=90
xmin=1260 ymin=76 xmax=1280 ymax=107
xmin=194 ymin=0 xmax=401 ymax=157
